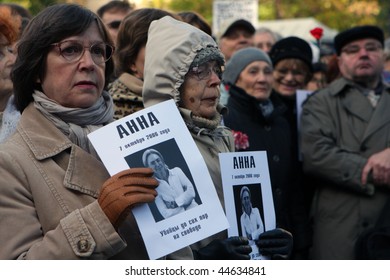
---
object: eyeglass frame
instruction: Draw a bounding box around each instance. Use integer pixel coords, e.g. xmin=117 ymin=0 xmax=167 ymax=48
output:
xmin=341 ymin=41 xmax=383 ymax=56
xmin=51 ymin=40 xmax=115 ymax=65
xmin=187 ymin=61 xmax=224 ymax=81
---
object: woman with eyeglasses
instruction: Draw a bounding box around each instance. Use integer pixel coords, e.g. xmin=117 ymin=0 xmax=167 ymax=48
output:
xmin=0 ymin=4 xmax=194 ymax=260
xmin=143 ymin=16 xmax=293 ymax=260
xmin=268 ymin=37 xmax=314 ymax=259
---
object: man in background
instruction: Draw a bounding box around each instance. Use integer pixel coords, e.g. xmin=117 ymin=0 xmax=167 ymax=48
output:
xmin=97 ymin=0 xmax=133 ymax=45
xmin=217 ymin=19 xmax=255 ymax=105
xmin=301 ymin=25 xmax=390 ymax=259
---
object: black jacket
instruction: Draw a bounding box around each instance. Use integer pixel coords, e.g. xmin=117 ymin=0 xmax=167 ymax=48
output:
xmin=224 ymin=85 xmax=311 ymax=255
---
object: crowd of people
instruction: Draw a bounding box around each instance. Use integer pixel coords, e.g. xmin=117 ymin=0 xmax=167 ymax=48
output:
xmin=0 ymin=0 xmax=389 ymax=260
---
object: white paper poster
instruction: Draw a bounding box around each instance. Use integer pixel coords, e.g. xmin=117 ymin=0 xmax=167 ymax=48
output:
xmin=88 ymin=100 xmax=229 ymax=259
xmin=296 ymin=90 xmax=313 ymax=161
xmin=219 ymin=151 xmax=275 ymax=260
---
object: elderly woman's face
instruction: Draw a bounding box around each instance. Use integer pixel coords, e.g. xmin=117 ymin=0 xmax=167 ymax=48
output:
xmin=180 ymin=60 xmax=222 ymax=119
xmin=236 ymin=60 xmax=273 ymax=101
xmin=40 ymin=22 xmax=106 ymax=108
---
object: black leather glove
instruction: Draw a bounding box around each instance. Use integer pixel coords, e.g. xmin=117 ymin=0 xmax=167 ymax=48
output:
xmin=194 ymin=237 xmax=252 ymax=260
xmin=256 ymin=228 xmax=293 ymax=260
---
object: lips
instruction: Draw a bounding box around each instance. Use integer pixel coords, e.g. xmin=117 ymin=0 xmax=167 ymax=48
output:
xmin=202 ymin=96 xmax=218 ymax=102
xmin=74 ymin=80 xmax=97 ymax=87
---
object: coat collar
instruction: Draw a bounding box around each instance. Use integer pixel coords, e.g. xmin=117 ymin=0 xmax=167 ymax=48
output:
xmin=18 ymin=104 xmax=72 ymax=160
xmin=17 ymin=104 xmax=109 ymax=197
xmin=329 ymin=77 xmax=390 ymax=142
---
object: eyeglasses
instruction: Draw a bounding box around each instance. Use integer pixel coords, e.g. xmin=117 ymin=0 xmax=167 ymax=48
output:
xmin=341 ymin=43 xmax=382 ymax=56
xmin=107 ymin=20 xmax=121 ymax=29
xmin=51 ymin=40 xmax=115 ymax=65
xmin=188 ymin=62 xmax=223 ymax=81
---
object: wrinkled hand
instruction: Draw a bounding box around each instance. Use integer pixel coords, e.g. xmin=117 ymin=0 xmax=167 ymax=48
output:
xmin=362 ymin=148 xmax=390 ymax=186
xmin=256 ymin=228 xmax=293 ymax=260
xmin=98 ymin=168 xmax=158 ymax=228
xmin=194 ymin=237 xmax=252 ymax=260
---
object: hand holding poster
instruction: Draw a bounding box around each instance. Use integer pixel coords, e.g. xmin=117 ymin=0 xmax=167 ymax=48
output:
xmin=88 ymin=100 xmax=228 ymax=259
xmin=219 ymin=151 xmax=275 ymax=260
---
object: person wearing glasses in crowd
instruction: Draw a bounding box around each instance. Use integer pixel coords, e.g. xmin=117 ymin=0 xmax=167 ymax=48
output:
xmin=0 ymin=4 xmax=194 ymax=260
xmin=96 ymin=0 xmax=133 ymax=46
xmin=268 ymin=38 xmax=314 ymax=245
xmin=300 ymin=25 xmax=390 ymax=259
xmin=143 ymin=16 xmax=293 ymax=260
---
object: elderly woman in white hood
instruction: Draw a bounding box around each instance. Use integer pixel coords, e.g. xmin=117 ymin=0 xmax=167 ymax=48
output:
xmin=143 ymin=16 xmax=293 ymax=259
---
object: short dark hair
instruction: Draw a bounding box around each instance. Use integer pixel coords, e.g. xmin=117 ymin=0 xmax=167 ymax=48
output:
xmin=115 ymin=8 xmax=175 ymax=76
xmin=96 ymin=0 xmax=133 ymax=18
xmin=178 ymin=11 xmax=212 ymax=36
xmin=12 ymin=4 xmax=114 ymax=112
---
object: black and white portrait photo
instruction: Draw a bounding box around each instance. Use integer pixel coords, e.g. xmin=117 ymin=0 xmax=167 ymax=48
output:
xmin=125 ymin=138 xmax=202 ymax=222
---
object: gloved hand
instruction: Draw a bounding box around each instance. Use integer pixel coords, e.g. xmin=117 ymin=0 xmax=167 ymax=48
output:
xmin=256 ymin=228 xmax=293 ymax=260
xmin=98 ymin=168 xmax=158 ymax=228
xmin=194 ymin=237 xmax=252 ymax=260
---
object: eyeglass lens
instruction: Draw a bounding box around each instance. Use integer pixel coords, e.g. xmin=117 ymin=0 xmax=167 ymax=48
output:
xmin=191 ymin=63 xmax=223 ymax=80
xmin=54 ymin=41 xmax=114 ymax=64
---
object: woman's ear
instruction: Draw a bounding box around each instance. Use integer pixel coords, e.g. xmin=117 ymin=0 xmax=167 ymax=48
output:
xmin=130 ymin=63 xmax=142 ymax=79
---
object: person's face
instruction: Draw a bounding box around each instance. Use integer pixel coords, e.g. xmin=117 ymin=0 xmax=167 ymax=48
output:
xmin=306 ymin=71 xmax=327 ymax=91
xmin=0 ymin=34 xmax=16 ymax=100
xmin=254 ymin=32 xmax=275 ymax=53
xmin=242 ymin=190 xmax=251 ymax=215
xmin=219 ymin=27 xmax=254 ymax=61
xmin=146 ymin=153 xmax=165 ymax=176
xmin=40 ymin=22 xmax=106 ymax=108
xmin=236 ymin=60 xmax=273 ymax=101
xmin=130 ymin=45 xmax=145 ymax=79
xmin=273 ymin=59 xmax=309 ymax=97
xmin=101 ymin=10 xmax=129 ymax=45
xmin=180 ymin=60 xmax=222 ymax=119
xmin=338 ymin=38 xmax=384 ymax=86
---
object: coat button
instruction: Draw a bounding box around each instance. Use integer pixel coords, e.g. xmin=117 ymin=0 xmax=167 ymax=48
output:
xmin=264 ymin=125 xmax=271 ymax=131
xmin=77 ymin=239 xmax=90 ymax=253
xmin=273 ymin=155 xmax=280 ymax=162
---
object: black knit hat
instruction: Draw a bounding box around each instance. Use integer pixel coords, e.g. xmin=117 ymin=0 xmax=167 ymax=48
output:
xmin=269 ymin=36 xmax=313 ymax=71
xmin=334 ymin=25 xmax=384 ymax=55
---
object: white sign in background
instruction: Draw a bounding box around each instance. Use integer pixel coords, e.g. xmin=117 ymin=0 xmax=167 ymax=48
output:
xmin=212 ymin=0 xmax=258 ymax=37
xmin=219 ymin=151 xmax=275 ymax=260
xmin=88 ymin=100 xmax=229 ymax=259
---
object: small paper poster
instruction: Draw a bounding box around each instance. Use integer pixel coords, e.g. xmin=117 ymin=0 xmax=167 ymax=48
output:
xmin=296 ymin=89 xmax=313 ymax=161
xmin=88 ymin=100 xmax=229 ymax=259
xmin=219 ymin=151 xmax=275 ymax=260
